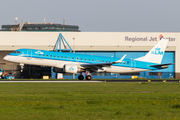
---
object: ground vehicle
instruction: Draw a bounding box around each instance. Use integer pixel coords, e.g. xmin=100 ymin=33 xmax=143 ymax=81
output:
xmin=4 ymin=73 xmax=15 ymax=79
xmin=0 ymin=68 xmax=2 ymax=79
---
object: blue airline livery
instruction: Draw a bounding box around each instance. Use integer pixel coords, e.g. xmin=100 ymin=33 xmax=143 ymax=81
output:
xmin=3 ymin=38 xmax=173 ymax=80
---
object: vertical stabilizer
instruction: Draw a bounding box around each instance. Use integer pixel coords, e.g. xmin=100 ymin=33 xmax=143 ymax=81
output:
xmin=135 ymin=39 xmax=168 ymax=64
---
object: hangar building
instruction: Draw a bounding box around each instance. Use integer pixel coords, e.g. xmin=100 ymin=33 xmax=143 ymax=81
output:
xmin=0 ymin=31 xmax=177 ymax=79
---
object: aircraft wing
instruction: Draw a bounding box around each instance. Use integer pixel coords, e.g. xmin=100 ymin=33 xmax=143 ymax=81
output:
xmin=81 ymin=62 xmax=112 ymax=68
xmin=79 ymin=54 xmax=127 ymax=72
xmin=80 ymin=63 xmax=113 ymax=72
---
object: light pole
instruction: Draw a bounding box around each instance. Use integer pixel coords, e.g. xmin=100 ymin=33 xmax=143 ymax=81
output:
xmin=73 ymin=38 xmax=75 ymax=53
xmin=73 ymin=38 xmax=75 ymax=79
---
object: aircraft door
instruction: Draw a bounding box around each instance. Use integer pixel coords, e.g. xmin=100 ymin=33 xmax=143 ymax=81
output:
xmin=27 ymin=50 xmax=32 ymax=60
xmin=131 ymin=60 xmax=136 ymax=70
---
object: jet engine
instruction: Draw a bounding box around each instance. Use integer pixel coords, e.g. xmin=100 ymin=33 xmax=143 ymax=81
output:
xmin=64 ymin=64 xmax=81 ymax=74
xmin=53 ymin=67 xmax=64 ymax=73
xmin=53 ymin=64 xmax=83 ymax=74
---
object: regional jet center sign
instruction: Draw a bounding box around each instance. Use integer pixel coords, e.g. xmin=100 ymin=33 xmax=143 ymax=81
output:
xmin=125 ymin=36 xmax=176 ymax=42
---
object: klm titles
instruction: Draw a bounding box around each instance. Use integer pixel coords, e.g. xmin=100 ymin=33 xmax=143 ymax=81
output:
xmin=151 ymin=51 xmax=163 ymax=55
xmin=151 ymin=50 xmax=164 ymax=55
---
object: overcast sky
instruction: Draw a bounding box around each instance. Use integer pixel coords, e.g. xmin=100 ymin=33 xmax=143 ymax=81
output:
xmin=0 ymin=0 xmax=179 ymax=32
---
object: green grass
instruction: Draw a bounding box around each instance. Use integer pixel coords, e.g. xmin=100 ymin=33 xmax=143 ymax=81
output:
xmin=1 ymin=78 xmax=180 ymax=81
xmin=0 ymin=82 xmax=180 ymax=120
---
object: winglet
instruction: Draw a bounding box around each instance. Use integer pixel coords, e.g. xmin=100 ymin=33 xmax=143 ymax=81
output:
xmin=113 ymin=54 xmax=127 ymax=64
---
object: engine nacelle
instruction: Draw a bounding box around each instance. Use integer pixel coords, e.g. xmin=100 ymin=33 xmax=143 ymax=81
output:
xmin=53 ymin=67 xmax=64 ymax=73
xmin=64 ymin=64 xmax=81 ymax=74
xmin=53 ymin=64 xmax=83 ymax=74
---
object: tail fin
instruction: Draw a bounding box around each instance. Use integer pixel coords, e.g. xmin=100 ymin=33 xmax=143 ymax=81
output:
xmin=135 ymin=39 xmax=168 ymax=64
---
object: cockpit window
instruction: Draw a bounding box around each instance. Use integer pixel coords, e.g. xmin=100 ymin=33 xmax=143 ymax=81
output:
xmin=13 ymin=51 xmax=21 ymax=54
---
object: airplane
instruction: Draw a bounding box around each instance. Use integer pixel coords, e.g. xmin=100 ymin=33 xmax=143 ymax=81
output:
xmin=3 ymin=38 xmax=173 ymax=80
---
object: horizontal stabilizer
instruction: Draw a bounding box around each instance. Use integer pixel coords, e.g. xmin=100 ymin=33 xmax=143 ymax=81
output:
xmin=150 ymin=63 xmax=174 ymax=69
xmin=150 ymin=63 xmax=174 ymax=67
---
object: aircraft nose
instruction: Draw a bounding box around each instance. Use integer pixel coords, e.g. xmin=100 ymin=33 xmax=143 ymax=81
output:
xmin=3 ymin=55 xmax=11 ymax=61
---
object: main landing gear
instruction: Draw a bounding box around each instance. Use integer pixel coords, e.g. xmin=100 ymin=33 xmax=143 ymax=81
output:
xmin=78 ymin=72 xmax=92 ymax=80
xmin=78 ymin=74 xmax=84 ymax=80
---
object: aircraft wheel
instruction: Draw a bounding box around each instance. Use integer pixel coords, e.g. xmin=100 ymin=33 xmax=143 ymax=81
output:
xmin=86 ymin=75 xmax=92 ymax=80
xmin=78 ymin=75 xmax=84 ymax=80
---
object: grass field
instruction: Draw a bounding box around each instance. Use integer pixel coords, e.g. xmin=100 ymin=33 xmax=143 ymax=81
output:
xmin=0 ymin=82 xmax=180 ymax=120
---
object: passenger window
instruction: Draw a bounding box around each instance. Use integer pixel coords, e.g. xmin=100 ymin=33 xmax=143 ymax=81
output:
xmin=46 ymin=55 xmax=48 ymax=57
xmin=39 ymin=54 xmax=41 ymax=56
xmin=99 ymin=60 xmax=101 ymax=62
xmin=50 ymin=55 xmax=52 ymax=57
xmin=96 ymin=60 xmax=98 ymax=62
xmin=65 ymin=57 xmax=67 ymax=58
xmin=54 ymin=56 xmax=56 ymax=57
xmin=89 ymin=59 xmax=90 ymax=61
xmin=72 ymin=57 xmax=74 ymax=59
xmin=58 ymin=56 xmax=59 ymax=58
xmin=81 ymin=58 xmax=82 ymax=60
xmin=106 ymin=61 xmax=108 ymax=63
xmin=102 ymin=60 xmax=104 ymax=62
xmin=85 ymin=59 xmax=86 ymax=60
xmin=92 ymin=59 xmax=94 ymax=61
xmin=69 ymin=57 xmax=70 ymax=59
xmin=43 ymin=55 xmax=44 ymax=56
xmin=61 ymin=56 xmax=63 ymax=58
